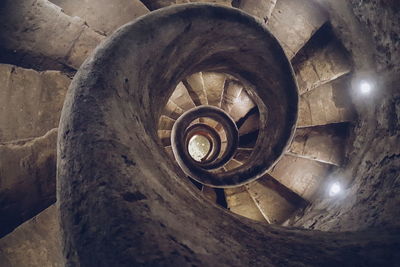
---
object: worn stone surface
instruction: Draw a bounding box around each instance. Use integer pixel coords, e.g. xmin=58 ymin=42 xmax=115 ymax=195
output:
xmin=0 ymin=129 xmax=57 ymax=237
xmin=298 ymin=77 xmax=355 ymax=127
xmin=269 ymin=154 xmax=332 ymax=201
xmin=220 ymin=79 xmax=243 ymax=113
xmin=0 ymin=64 xmax=70 ymax=142
xmin=246 ymin=175 xmax=306 ymax=224
xmin=183 ymin=72 xmax=208 ymax=106
xmin=289 ymin=124 xmax=350 ymax=166
xmin=50 ymin=0 xmax=149 ymax=35
xmin=202 ymin=72 xmax=226 ymax=107
xmin=141 ymin=0 xmax=231 ymax=10
xmin=228 ymin=90 xmax=256 ymax=122
xmin=293 ymin=29 xmax=352 ymax=95
xmin=170 ymin=82 xmax=196 ymax=111
xmin=0 ymin=205 xmax=64 ymax=267
xmin=158 ymin=115 xmax=176 ymax=130
xmin=53 ymin=5 xmax=400 ymax=266
xmin=233 ymin=0 xmax=276 ymax=23
xmin=162 ymin=100 xmax=185 ymax=120
xmin=267 ymin=0 xmax=328 ymax=59
xmin=224 ymin=186 xmax=266 ymax=222
xmin=0 ymin=0 xmax=105 ymax=70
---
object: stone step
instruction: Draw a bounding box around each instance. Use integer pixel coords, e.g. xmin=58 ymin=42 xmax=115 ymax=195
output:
xmin=0 ymin=64 xmax=70 ymax=142
xmin=289 ymin=123 xmax=350 ymax=166
xmin=268 ymin=154 xmax=332 ymax=201
xmin=202 ymin=72 xmax=226 ymax=107
xmin=158 ymin=130 xmax=172 ymax=146
xmin=49 ymin=0 xmax=149 ymax=36
xmin=162 ymin=100 xmax=185 ymax=120
xmin=233 ymin=147 xmax=253 ymax=163
xmin=245 ymin=174 xmax=307 ymax=224
xmin=228 ymin=89 xmax=256 ymax=122
xmin=183 ymin=72 xmax=208 ymax=106
xmin=267 ymin=0 xmax=328 ymax=59
xmin=234 ymin=0 xmax=277 ymax=23
xmin=0 ymin=205 xmax=62 ymax=266
xmin=224 ymin=158 xmax=243 ymax=171
xmin=297 ymin=77 xmax=355 ymax=127
xmin=141 ymin=0 xmax=231 ymax=10
xmin=158 ymin=115 xmax=176 ymax=131
xmin=170 ymin=82 xmax=196 ymax=111
xmin=0 ymin=0 xmax=105 ymax=70
xmin=224 ymin=186 xmax=266 ymax=222
xmin=292 ymin=25 xmax=352 ymax=95
xmin=238 ymin=112 xmax=259 ymax=136
xmin=220 ymin=79 xmax=243 ymax=114
xmin=0 ymin=128 xmax=57 ymax=237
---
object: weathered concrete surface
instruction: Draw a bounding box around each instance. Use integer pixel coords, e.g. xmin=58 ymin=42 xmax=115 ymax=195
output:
xmin=293 ymin=31 xmax=352 ymax=95
xmin=50 ymin=0 xmax=149 ymax=35
xmin=269 ymin=154 xmax=331 ymax=201
xmin=233 ymin=0 xmax=276 ymax=23
xmin=141 ymin=0 xmax=231 ymax=10
xmin=0 ymin=205 xmax=64 ymax=267
xmin=0 ymin=64 xmax=70 ymax=142
xmin=267 ymin=0 xmax=328 ymax=59
xmin=0 ymin=129 xmax=57 ymax=237
xmin=225 ymin=186 xmax=266 ymax=222
xmin=289 ymin=124 xmax=349 ymax=166
xmin=202 ymin=72 xmax=226 ymax=107
xmin=298 ymin=78 xmax=355 ymax=127
xmin=0 ymin=0 xmax=105 ymax=70
xmin=246 ymin=175 xmax=306 ymax=224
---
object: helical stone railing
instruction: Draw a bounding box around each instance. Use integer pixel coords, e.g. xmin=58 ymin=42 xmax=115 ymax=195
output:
xmin=57 ymin=3 xmax=298 ymax=265
xmin=171 ymin=105 xmax=239 ymax=184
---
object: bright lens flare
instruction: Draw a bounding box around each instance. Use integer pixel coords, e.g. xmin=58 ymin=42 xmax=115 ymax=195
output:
xmin=329 ymin=182 xmax=341 ymax=197
xmin=360 ymin=81 xmax=372 ymax=94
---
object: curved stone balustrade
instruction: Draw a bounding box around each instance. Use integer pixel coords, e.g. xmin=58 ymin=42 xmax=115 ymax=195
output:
xmin=57 ymin=4 xmax=397 ymax=266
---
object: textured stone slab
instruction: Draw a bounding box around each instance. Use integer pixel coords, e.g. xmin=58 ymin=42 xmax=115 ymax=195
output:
xmin=0 ymin=205 xmax=63 ymax=267
xmin=298 ymin=79 xmax=355 ymax=127
xmin=162 ymin=100 xmax=185 ymax=120
xmin=234 ymin=0 xmax=276 ymax=23
xmin=158 ymin=115 xmax=176 ymax=130
xmin=202 ymin=72 xmax=226 ymax=107
xmin=141 ymin=0 xmax=231 ymax=10
xmin=50 ymin=0 xmax=149 ymax=35
xmin=267 ymin=0 xmax=328 ymax=59
xmin=246 ymin=174 xmax=306 ymax=224
xmin=220 ymin=79 xmax=243 ymax=113
xmin=0 ymin=64 xmax=70 ymax=142
xmin=294 ymin=38 xmax=352 ymax=94
xmin=170 ymin=82 xmax=196 ymax=111
xmin=0 ymin=0 xmax=105 ymax=69
xmin=228 ymin=90 xmax=256 ymax=122
xmin=0 ymin=128 xmax=57 ymax=237
xmin=289 ymin=124 xmax=349 ymax=166
xmin=225 ymin=186 xmax=266 ymax=222
xmin=268 ymin=154 xmax=331 ymax=201
xmin=183 ymin=72 xmax=208 ymax=106
xmin=238 ymin=113 xmax=259 ymax=136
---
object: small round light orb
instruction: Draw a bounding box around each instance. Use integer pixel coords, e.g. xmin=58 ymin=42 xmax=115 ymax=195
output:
xmin=329 ymin=182 xmax=341 ymax=197
xmin=360 ymin=80 xmax=372 ymax=94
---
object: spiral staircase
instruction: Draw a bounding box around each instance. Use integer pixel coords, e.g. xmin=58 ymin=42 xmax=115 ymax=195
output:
xmin=1 ymin=1 xmax=397 ymax=267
